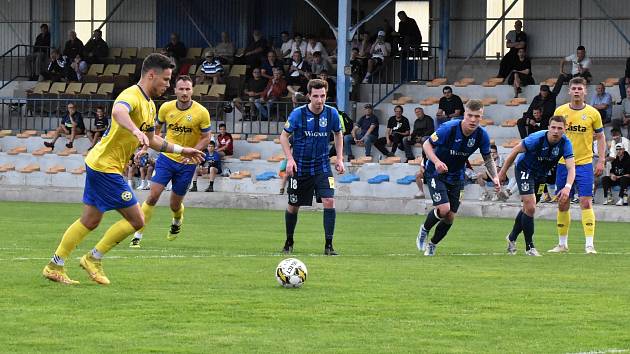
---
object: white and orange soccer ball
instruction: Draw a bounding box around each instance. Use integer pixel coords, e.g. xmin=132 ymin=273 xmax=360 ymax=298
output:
xmin=275 ymin=258 xmax=308 ymax=288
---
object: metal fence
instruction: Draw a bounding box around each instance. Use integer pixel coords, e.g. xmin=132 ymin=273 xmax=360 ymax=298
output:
xmin=0 ymin=97 xmax=297 ymax=136
xmin=1 ymin=45 xmax=50 ymax=89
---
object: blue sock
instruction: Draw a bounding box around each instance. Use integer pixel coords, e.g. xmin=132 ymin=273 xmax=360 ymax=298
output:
xmin=323 ymin=208 xmax=335 ymax=247
xmin=509 ymin=210 xmax=524 ymax=241
xmin=285 ymin=210 xmax=298 ymax=244
xmin=423 ymin=209 xmax=442 ymax=231
xmin=521 ymin=212 xmax=535 ymax=250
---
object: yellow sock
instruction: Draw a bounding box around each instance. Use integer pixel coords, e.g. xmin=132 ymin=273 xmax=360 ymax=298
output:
xmin=581 ymin=208 xmax=595 ymax=237
xmin=54 ymin=219 xmax=91 ymax=259
xmin=137 ymin=201 xmax=155 ymax=233
xmin=94 ymin=218 xmax=136 ymax=254
xmin=557 ymin=210 xmax=570 ymax=238
xmin=172 ymin=203 xmax=184 ymax=220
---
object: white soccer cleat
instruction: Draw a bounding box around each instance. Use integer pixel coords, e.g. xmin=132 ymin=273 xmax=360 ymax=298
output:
xmin=547 ymin=244 xmax=569 ymax=253
xmin=615 ymin=198 xmax=624 ymax=206
xmin=525 ymin=248 xmax=541 ymax=256
xmin=506 ymin=235 xmax=517 ymax=255
xmin=424 ymin=242 xmax=437 ymax=256
xmin=585 ymin=245 xmax=597 ymax=254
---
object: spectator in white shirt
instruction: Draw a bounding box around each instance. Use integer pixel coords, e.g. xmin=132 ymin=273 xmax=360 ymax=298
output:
xmin=362 ymin=31 xmax=391 ymax=83
xmin=557 ymin=45 xmax=592 ymax=85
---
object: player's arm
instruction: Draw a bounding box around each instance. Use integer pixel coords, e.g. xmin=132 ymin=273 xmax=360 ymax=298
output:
xmin=422 ymin=138 xmax=447 ymax=173
xmin=279 ymin=130 xmax=295 ymax=176
xmin=498 ymin=142 xmax=526 ymax=182
xmin=482 ymin=152 xmax=500 ymax=190
xmin=558 ymin=156 xmax=576 ymax=203
xmin=333 ymin=130 xmax=345 ymax=174
xmin=595 ymin=131 xmax=606 ymax=176
xmin=194 ymin=131 xmax=211 ymax=151
xmin=111 ymin=103 xmax=149 ymax=146
xmin=145 ymin=130 xmax=205 ymax=164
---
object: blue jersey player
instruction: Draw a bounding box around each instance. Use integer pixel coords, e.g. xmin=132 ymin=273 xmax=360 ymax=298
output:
xmin=416 ymin=99 xmax=500 ymax=256
xmin=498 ymin=116 xmax=575 ymax=256
xmin=280 ymin=79 xmax=345 ymax=255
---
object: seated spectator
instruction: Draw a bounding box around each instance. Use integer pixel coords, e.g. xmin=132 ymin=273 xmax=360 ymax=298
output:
xmin=83 ymin=29 xmax=108 ymax=64
xmin=87 ymin=106 xmax=108 ymax=150
xmin=602 ymin=143 xmax=630 ymax=205
xmin=590 ymin=83 xmax=613 ymax=124
xmin=517 ymin=107 xmax=547 ymax=139
xmin=557 ymin=45 xmax=592 ymax=85
xmin=238 ymin=29 xmax=268 ymax=68
xmin=507 ymin=48 xmax=534 ymax=98
xmin=127 ymin=148 xmax=155 ymax=190
xmin=404 ymin=107 xmax=434 ymax=161
xmin=607 ymin=128 xmax=630 ymax=163
xmin=435 ymin=86 xmax=464 ymax=127
xmin=43 ymin=102 xmax=85 ymax=149
xmin=233 ymin=68 xmax=267 ymax=120
xmin=318 ymin=70 xmax=335 ymax=102
xmin=40 ymin=48 xmax=66 ymax=82
xmin=310 ymin=51 xmax=330 ymax=76
xmin=27 ymin=23 xmax=51 ymax=80
xmin=374 ymin=105 xmax=410 ymax=157
xmin=190 ymin=141 xmax=222 ymax=192
xmin=164 ymin=32 xmax=187 ymax=63
xmin=362 ymin=31 xmax=391 ymax=83
xmin=255 ymin=67 xmax=287 ymax=121
xmin=498 ymin=20 xmax=527 ymax=80
xmin=216 ymin=123 xmax=234 ymax=157
xmin=261 ymin=50 xmax=282 ymax=80
xmin=354 ymin=31 xmax=372 ymax=59
xmin=305 ymin=35 xmax=329 ymax=64
xmin=279 ymin=31 xmax=293 ymax=64
xmin=477 ymin=144 xmax=507 ymax=201
xmin=63 ymin=30 xmax=84 ymax=60
xmin=344 ymin=103 xmax=379 ymax=161
xmin=286 ymin=51 xmax=311 ymax=101
xmin=619 ymin=52 xmax=630 ymax=101
xmin=613 ymin=87 xmax=630 ymax=137
xmin=523 ymin=84 xmax=557 ymax=127
xmin=289 ymin=33 xmax=307 ymax=58
xmin=215 ymin=31 xmax=235 ymax=64
xmin=67 ymin=53 xmax=88 ymax=82
xmin=199 ymin=50 xmax=224 ymax=85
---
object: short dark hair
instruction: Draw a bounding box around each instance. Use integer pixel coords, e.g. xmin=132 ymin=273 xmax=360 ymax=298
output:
xmin=532 ymin=106 xmax=542 ymax=112
xmin=313 ymin=51 xmax=322 ymax=57
xmin=307 ymin=78 xmax=328 ymax=94
xmin=490 ymin=144 xmax=498 ymax=151
xmin=219 ymin=123 xmax=226 ymax=129
xmin=569 ymin=76 xmax=587 ymax=87
xmin=176 ymin=75 xmax=193 ymax=84
xmin=549 ymin=115 xmax=566 ymax=125
xmin=443 ymin=86 xmax=452 ymax=93
xmin=40 ymin=24 xmax=48 ymax=29
xmin=209 ymin=141 xmax=216 ymax=146
xmin=577 ymin=45 xmax=586 ymax=51
xmin=611 ymin=128 xmax=621 ymax=135
xmin=95 ymin=105 xmax=105 ymax=112
xmin=319 ymin=69 xmax=328 ymax=75
xmin=281 ymin=31 xmax=289 ymax=36
xmin=394 ymin=105 xmax=403 ymax=112
xmin=142 ymin=53 xmax=175 ymax=76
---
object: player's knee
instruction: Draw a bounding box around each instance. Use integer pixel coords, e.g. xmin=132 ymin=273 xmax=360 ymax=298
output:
xmin=579 ymin=197 xmax=592 ymax=209
xmin=287 ymin=205 xmax=299 ymax=214
xmin=81 ymin=217 xmax=101 ymax=230
xmin=129 ymin=215 xmax=145 ymax=230
xmin=523 ymin=203 xmax=536 ymax=217
xmin=322 ymin=198 xmax=335 ymax=208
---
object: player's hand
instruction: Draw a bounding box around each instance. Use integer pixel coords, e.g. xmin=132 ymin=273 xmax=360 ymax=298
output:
xmin=134 ymin=148 xmax=148 ymax=164
xmin=558 ymin=186 xmax=571 ymax=203
xmin=180 ymin=147 xmax=206 ymax=164
xmin=335 ymin=159 xmax=345 ymax=175
xmin=286 ymin=158 xmax=297 ymax=177
xmin=497 ymin=171 xmax=507 ymax=183
xmin=132 ymin=129 xmax=149 ymax=147
xmin=492 ymin=176 xmax=501 ymax=192
xmin=435 ymin=160 xmax=448 ymax=174
xmin=595 ymin=161 xmax=605 ymax=176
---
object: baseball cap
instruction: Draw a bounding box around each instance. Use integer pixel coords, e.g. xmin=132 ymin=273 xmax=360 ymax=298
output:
xmin=615 ymin=143 xmax=624 ymax=149
xmin=364 ymin=103 xmax=373 ymax=109
xmin=377 ymin=30 xmax=385 ymax=37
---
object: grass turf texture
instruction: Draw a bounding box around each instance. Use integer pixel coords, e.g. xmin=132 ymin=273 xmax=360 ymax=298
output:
xmin=1 ymin=201 xmax=629 ymax=353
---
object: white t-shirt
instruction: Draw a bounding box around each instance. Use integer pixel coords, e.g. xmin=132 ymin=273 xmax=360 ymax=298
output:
xmin=306 ymin=41 xmax=328 ymax=59
xmin=290 ymin=41 xmax=307 ymax=57
xmin=370 ymin=42 xmax=391 ymax=60
xmin=609 ymin=137 xmax=630 ymax=159
xmin=565 ymin=54 xmax=591 ymax=75
xmin=280 ymin=40 xmax=293 ymax=59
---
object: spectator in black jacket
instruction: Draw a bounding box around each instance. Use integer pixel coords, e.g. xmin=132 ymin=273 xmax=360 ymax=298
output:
xmin=83 ymin=29 xmax=109 ymax=64
xmin=63 ymin=30 xmax=84 ymax=60
xmin=40 ymin=48 xmax=66 ymax=82
xmin=619 ymin=55 xmax=630 ymax=101
xmin=404 ymin=107 xmax=434 ymax=161
xmin=517 ymin=84 xmax=557 ymax=137
xmin=27 ymin=23 xmax=51 ymax=80
xmin=602 ymin=144 xmax=630 ymax=206
xmin=517 ymin=107 xmax=547 ymax=139
xmin=165 ymin=32 xmax=187 ymax=62
xmin=397 ymin=11 xmax=422 ymax=50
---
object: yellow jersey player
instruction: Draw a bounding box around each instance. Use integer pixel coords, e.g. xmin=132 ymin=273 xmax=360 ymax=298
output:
xmin=42 ymin=53 xmax=205 ymax=285
xmin=549 ymin=77 xmax=606 ymax=254
xmin=129 ymin=75 xmax=211 ymax=247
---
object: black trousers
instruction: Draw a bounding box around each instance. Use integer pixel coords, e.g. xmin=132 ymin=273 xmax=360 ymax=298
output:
xmin=516 ymin=117 xmax=543 ymax=139
xmin=602 ymin=176 xmax=630 ymax=197
xmin=374 ymin=134 xmax=405 ymax=157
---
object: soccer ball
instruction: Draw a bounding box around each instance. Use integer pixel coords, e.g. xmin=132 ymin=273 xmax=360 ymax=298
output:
xmin=275 ymin=258 xmax=308 ymax=288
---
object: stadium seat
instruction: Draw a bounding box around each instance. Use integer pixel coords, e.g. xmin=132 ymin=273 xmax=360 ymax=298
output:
xmin=267 ymin=153 xmax=284 ymax=162
xmin=407 ymin=158 xmax=422 ymax=165
xmin=32 ymin=147 xmax=53 ymax=156
xmin=137 ymin=47 xmax=154 ymax=59
xmin=97 ymin=83 xmax=114 ymax=96
xmin=188 ymin=64 xmax=198 ymax=76
xmin=57 ymin=148 xmax=77 ymax=156
xmin=71 ymin=166 xmax=86 ymax=174
xmin=470 ymin=157 xmax=484 ymax=166
xmin=229 ymin=65 xmax=247 ymax=77
xmin=207 ymin=84 xmax=226 ymax=99
xmin=338 ymin=174 xmax=360 ymax=183
xmin=255 ymin=171 xmax=277 ymax=181
xmin=502 ymin=138 xmax=520 ymax=148
xmin=229 ymin=170 xmax=251 ymax=179
xmin=186 ymin=48 xmax=202 ymax=60
xmin=239 ymin=152 xmax=261 ymax=161
xmin=87 ymin=64 xmax=105 ymax=76
xmin=396 ymin=175 xmax=416 ymax=185
xmin=481 ymin=97 xmax=497 ymax=106
xmin=103 ymin=64 xmax=121 ymax=76
xmin=0 ymin=163 xmax=15 ymax=172
xmin=18 ymin=163 xmax=40 ymax=173
xmin=119 ymin=64 xmax=136 ymax=77
xmin=0 ymin=130 xmax=13 ymax=137
xmin=107 ymin=47 xmax=122 ymax=60
xmin=45 ymin=165 xmax=66 ymax=174
xmin=367 ymin=175 xmax=390 ymax=184
xmin=454 ymin=77 xmax=475 ymax=87
xmin=419 ymin=96 xmax=440 ymax=105
xmin=426 ymin=78 xmax=448 ymax=87
xmin=16 ymin=130 xmax=38 ymax=138
xmin=479 ymin=118 xmax=495 ymax=126
xmin=501 ymin=119 xmax=518 ymax=127
xmin=604 ymin=77 xmax=619 ymax=87
xmin=121 ymin=47 xmax=138 ymax=60
xmin=64 ymin=82 xmax=83 ymax=95
xmin=8 ymin=146 xmax=27 ymax=155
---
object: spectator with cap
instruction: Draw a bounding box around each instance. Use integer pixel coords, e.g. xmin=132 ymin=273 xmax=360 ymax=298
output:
xmin=362 ymin=31 xmax=391 ymax=83
xmin=601 ymin=142 xmax=630 ymax=206
xmin=199 ymin=49 xmax=224 ymax=85
xmin=344 ymin=103 xmax=379 ymax=161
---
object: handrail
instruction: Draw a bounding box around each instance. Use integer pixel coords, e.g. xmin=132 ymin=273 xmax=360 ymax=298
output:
xmin=0 ymin=45 xmax=51 ymax=90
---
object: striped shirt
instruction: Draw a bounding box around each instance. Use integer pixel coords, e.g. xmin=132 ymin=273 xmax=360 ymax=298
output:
xmin=201 ymin=58 xmax=223 ymax=75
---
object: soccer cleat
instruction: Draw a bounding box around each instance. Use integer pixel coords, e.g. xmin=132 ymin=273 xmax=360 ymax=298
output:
xmin=585 ymin=245 xmax=597 ymax=254
xmin=416 ymin=226 xmax=428 ymax=251
xmin=189 ymin=184 xmax=197 ymax=192
xmin=42 ymin=263 xmax=79 ymax=285
xmin=324 ymin=245 xmax=339 ymax=256
xmin=129 ymin=237 xmax=141 ymax=248
xmin=167 ymin=218 xmax=183 ymax=241
xmin=506 ymin=235 xmax=517 ymax=255
xmin=547 ymin=244 xmax=569 ymax=253
xmin=282 ymin=241 xmax=294 ymax=254
xmin=79 ymin=254 xmax=110 ymax=285
xmin=615 ymin=198 xmax=624 ymax=206
xmin=525 ymin=248 xmax=541 ymax=256
xmin=540 ymin=193 xmax=552 ymax=203
xmin=424 ymin=242 xmax=437 ymax=256
xmin=496 ymin=189 xmax=511 ymax=202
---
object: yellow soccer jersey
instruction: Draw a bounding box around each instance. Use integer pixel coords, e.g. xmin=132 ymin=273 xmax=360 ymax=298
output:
xmin=554 ymin=103 xmax=603 ymax=165
xmin=157 ymin=100 xmax=211 ymax=163
xmin=85 ymin=85 xmax=156 ymax=174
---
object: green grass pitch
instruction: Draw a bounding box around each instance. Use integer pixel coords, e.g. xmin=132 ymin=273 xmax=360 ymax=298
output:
xmin=1 ymin=201 xmax=629 ymax=353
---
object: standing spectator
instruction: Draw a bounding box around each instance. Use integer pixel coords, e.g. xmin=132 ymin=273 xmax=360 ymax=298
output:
xmin=397 ymin=11 xmax=422 ymax=50
xmin=164 ymin=32 xmax=186 ymax=63
xmin=613 ymin=87 xmax=630 ymax=137
xmin=344 ymin=104 xmax=379 ymax=161
xmin=63 ymin=30 xmax=84 ymax=60
xmin=507 ymin=48 xmax=534 ymax=98
xmin=498 ymin=20 xmax=527 ymax=80
xmin=557 ymin=45 xmax=592 ymax=85
xmin=234 ymin=68 xmax=267 ymax=120
xmin=362 ymin=31 xmax=391 ymax=83
xmin=216 ymin=123 xmax=234 ymax=157
xmin=67 ymin=53 xmax=88 ymax=82
xmin=279 ymin=31 xmax=293 ymax=64
xmin=523 ymin=84 xmax=557 ymax=126
xmin=214 ymin=31 xmax=235 ymax=64
xmin=374 ymin=105 xmax=410 ymax=157
xmin=199 ymin=50 xmax=224 ymax=85
xmin=310 ymin=51 xmax=330 ymax=76
xmin=43 ymin=102 xmax=85 ymax=149
xmin=404 ymin=107 xmax=434 ymax=161
xmin=517 ymin=107 xmax=547 ymax=139
xmin=618 ymin=52 xmax=630 ymax=101
xmin=261 ymin=50 xmax=282 ymax=80
xmin=590 ymin=83 xmax=613 ymax=124
xmin=88 ymin=106 xmax=108 ymax=150
xmin=83 ymin=29 xmax=108 ymax=64
xmin=40 ymin=48 xmax=66 ymax=82
xmin=27 ymin=24 xmax=50 ymax=80
xmin=190 ymin=141 xmax=222 ymax=192
xmin=255 ymin=67 xmax=287 ymax=121
xmin=436 ymin=86 xmax=464 ymax=127
xmin=290 ymin=33 xmax=307 ymax=58
xmin=239 ymin=30 xmax=268 ymax=68
xmin=601 ymin=143 xmax=630 ymax=205
xmin=607 ymin=128 xmax=630 ymax=162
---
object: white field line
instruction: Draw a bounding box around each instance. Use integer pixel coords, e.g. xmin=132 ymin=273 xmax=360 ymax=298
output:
xmin=568 ymin=349 xmax=629 ymax=354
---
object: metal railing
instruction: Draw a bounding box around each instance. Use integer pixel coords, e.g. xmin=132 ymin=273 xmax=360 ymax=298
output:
xmin=1 ymin=45 xmax=51 ymax=89
xmin=0 ymin=96 xmax=299 ymax=136
xmin=366 ymin=45 xmax=440 ymax=108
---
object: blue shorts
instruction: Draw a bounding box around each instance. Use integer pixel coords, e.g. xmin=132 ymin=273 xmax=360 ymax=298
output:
xmin=151 ymin=153 xmax=197 ymax=196
xmin=426 ymin=175 xmax=463 ymax=213
xmin=83 ymin=165 xmax=138 ymax=212
xmin=555 ymin=163 xmax=593 ymax=198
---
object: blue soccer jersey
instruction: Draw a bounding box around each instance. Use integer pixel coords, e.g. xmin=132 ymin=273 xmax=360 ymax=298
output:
xmin=516 ymin=130 xmax=573 ymax=180
xmin=284 ymin=104 xmax=342 ymax=176
xmin=424 ymin=119 xmax=491 ymax=182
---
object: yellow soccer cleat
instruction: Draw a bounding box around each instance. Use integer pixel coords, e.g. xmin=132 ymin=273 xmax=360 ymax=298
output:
xmin=79 ymin=254 xmax=111 ymax=285
xmin=42 ymin=263 xmax=80 ymax=285
xmin=166 ymin=217 xmax=183 ymax=241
